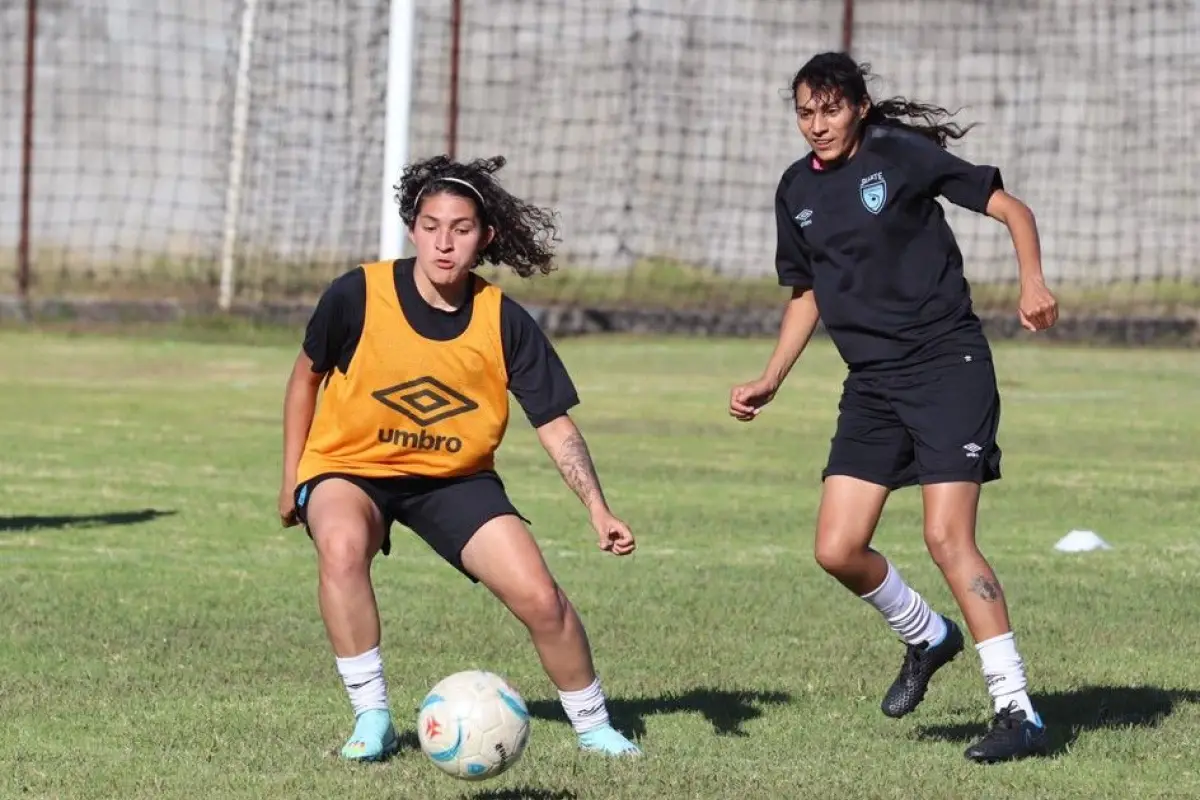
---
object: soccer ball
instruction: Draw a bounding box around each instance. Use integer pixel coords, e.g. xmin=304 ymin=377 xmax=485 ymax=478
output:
xmin=417 ymin=670 xmax=531 ymax=781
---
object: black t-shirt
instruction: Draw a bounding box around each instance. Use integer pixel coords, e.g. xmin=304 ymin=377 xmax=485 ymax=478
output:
xmin=775 ymin=123 xmax=1003 ymax=372
xmin=302 ymin=259 xmax=579 ymax=428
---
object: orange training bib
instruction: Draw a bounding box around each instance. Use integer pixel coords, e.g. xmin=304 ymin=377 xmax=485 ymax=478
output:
xmin=297 ymin=260 xmax=510 ymax=482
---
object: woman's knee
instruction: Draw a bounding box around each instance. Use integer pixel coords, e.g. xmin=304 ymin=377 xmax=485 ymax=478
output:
xmin=305 ymin=480 xmax=384 ymax=575
xmin=921 ymin=482 xmax=982 ymax=568
xmin=814 ymin=475 xmax=888 ymax=577
xmin=510 ymin=582 xmax=569 ymax=634
xmin=460 ymin=514 xmax=572 ymax=633
xmin=813 ymin=528 xmax=870 ymax=576
xmin=923 ymin=520 xmax=977 ymax=567
xmin=312 ymin=522 xmax=374 ymax=577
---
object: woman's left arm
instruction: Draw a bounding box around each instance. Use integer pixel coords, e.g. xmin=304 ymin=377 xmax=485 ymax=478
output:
xmin=986 ymin=189 xmax=1060 ymax=332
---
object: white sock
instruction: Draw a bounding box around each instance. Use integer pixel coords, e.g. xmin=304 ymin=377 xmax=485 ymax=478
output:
xmin=335 ymin=646 xmax=389 ymax=717
xmin=976 ymin=632 xmax=1040 ymax=723
xmin=558 ymin=676 xmax=610 ymax=734
xmin=860 ymin=561 xmax=948 ymax=647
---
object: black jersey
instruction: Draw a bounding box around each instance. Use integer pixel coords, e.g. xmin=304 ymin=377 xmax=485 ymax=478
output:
xmin=302 ymin=258 xmax=580 ymax=428
xmin=774 ymin=123 xmax=1003 ymax=372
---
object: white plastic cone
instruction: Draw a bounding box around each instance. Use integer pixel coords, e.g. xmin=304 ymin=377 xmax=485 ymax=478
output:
xmin=1054 ymin=530 xmax=1113 ymax=553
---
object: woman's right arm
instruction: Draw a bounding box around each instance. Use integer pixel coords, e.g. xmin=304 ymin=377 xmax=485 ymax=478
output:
xmin=762 ymin=286 xmax=821 ymax=388
xmin=281 ymin=353 xmax=323 ymax=481
xmin=730 ymin=167 xmax=821 ymax=421
xmin=729 ymin=287 xmax=820 ymax=421
xmin=279 ymin=353 xmax=325 ymax=526
xmin=277 ymin=270 xmax=362 ymax=525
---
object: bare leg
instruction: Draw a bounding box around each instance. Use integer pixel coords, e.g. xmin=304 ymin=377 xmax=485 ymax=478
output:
xmin=460 ymin=515 xmax=639 ymax=755
xmin=922 ymin=481 xmax=1046 ymax=762
xmin=813 ymin=475 xmax=891 ymax=594
xmin=306 ymin=479 xmax=387 ymax=657
xmin=305 ymin=478 xmax=396 ymax=761
xmin=460 ymin=514 xmax=595 ymax=691
xmin=817 ymin=476 xmax=963 ymax=718
xmin=920 ymin=482 xmax=1013 ymax=641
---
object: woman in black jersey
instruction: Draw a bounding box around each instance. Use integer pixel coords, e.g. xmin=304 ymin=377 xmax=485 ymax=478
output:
xmin=729 ymin=52 xmax=1058 ymax=764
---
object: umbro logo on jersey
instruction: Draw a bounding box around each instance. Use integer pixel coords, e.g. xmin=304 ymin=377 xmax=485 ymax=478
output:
xmin=795 ymin=208 xmax=813 ymax=228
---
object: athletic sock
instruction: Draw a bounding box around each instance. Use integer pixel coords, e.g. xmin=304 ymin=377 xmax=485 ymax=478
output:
xmin=976 ymin=631 xmax=1040 ymax=724
xmin=860 ymin=561 xmax=948 ymax=647
xmin=335 ymin=646 xmax=389 ymax=716
xmin=558 ymin=676 xmax=610 ymax=734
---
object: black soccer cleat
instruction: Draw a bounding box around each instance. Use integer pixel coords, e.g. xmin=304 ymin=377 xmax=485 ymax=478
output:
xmin=964 ymin=703 xmax=1049 ymax=763
xmin=880 ymin=616 xmax=964 ymax=718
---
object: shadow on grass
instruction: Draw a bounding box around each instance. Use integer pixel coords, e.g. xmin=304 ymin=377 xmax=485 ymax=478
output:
xmin=396 ymin=729 xmax=421 ymax=753
xmin=526 ymin=687 xmax=793 ymax=739
xmin=459 ymin=791 xmax=577 ymax=800
xmin=915 ymin=685 xmax=1200 ymax=755
xmin=0 ymin=508 xmax=177 ymax=533
xmin=386 ymin=688 xmax=790 ymax=796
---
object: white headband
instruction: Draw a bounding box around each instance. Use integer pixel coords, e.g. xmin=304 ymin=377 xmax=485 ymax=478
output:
xmin=416 ymin=176 xmax=486 ymax=209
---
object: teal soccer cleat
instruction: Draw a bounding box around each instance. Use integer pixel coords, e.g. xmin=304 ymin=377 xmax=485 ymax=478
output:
xmin=339 ymin=709 xmax=400 ymax=762
xmin=578 ymin=724 xmax=642 ymax=757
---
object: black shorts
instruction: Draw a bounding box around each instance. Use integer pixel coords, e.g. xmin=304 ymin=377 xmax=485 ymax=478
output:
xmin=293 ymin=469 xmax=528 ymax=581
xmin=823 ymin=356 xmax=1002 ymax=490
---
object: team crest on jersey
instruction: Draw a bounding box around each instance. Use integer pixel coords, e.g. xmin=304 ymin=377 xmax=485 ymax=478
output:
xmin=860 ymin=172 xmax=887 ymax=214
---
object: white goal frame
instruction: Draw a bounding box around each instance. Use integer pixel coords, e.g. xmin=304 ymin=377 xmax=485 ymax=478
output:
xmin=216 ymin=0 xmax=417 ymax=310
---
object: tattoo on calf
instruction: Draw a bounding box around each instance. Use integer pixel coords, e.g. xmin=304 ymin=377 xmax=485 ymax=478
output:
xmin=554 ymin=431 xmax=605 ymax=508
xmin=969 ymin=574 xmax=1002 ymax=602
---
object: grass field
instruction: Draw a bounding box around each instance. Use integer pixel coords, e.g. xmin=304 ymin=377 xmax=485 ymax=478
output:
xmin=3 ymin=327 xmax=1200 ymax=799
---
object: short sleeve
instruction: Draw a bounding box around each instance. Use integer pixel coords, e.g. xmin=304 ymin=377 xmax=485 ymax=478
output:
xmin=500 ymin=296 xmax=580 ymax=427
xmin=302 ymin=268 xmax=366 ymax=374
xmin=887 ymin=127 xmax=1003 ymax=213
xmin=774 ymin=169 xmax=814 ymax=290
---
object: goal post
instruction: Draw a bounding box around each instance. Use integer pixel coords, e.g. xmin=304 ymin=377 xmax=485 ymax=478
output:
xmin=378 ymin=0 xmax=417 ymax=262
xmin=217 ymin=0 xmax=260 ymax=312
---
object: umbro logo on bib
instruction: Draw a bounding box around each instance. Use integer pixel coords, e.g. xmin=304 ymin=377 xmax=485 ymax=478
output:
xmin=371 ymin=376 xmax=478 ymax=427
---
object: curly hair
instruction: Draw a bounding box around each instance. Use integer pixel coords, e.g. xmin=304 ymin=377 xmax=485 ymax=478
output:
xmin=394 ymin=154 xmax=560 ymax=277
xmin=788 ymin=52 xmax=976 ymax=149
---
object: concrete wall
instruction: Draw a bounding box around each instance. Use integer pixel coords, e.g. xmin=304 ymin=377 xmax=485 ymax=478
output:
xmin=1 ymin=0 xmax=1196 ymax=297
xmin=414 ymin=0 xmax=1200 ymax=284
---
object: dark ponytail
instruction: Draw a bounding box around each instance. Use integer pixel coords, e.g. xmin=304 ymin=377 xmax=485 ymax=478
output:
xmin=866 ymin=97 xmax=976 ymax=148
xmin=789 ymin=51 xmax=976 ymax=149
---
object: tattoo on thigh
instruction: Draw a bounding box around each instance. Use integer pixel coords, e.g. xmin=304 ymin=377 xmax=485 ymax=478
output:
xmin=969 ymin=575 xmax=1002 ymax=602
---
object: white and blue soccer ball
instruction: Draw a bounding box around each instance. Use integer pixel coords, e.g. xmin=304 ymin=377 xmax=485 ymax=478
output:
xmin=417 ymin=669 xmax=532 ymax=781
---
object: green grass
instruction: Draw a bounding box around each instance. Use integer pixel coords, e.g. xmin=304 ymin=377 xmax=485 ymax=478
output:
xmin=2 ymin=329 xmax=1200 ymax=799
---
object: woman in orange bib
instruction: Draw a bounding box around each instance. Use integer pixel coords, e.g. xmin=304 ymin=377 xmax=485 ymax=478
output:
xmin=278 ymin=155 xmax=641 ymax=762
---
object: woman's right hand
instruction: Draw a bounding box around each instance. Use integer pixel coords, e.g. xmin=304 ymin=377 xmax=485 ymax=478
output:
xmin=729 ymin=377 xmax=780 ymax=422
xmin=279 ymin=482 xmax=299 ymax=528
